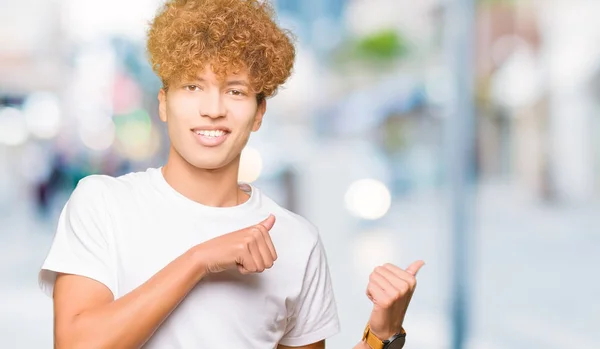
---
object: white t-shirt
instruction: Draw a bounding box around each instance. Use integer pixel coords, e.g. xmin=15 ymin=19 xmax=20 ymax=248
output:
xmin=39 ymin=167 xmax=340 ymax=348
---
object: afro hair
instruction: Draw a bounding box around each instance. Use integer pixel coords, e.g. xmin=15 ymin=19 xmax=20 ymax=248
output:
xmin=147 ymin=0 xmax=296 ymax=100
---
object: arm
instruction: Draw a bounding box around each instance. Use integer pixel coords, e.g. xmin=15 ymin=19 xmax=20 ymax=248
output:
xmin=353 ymin=261 xmax=425 ymax=349
xmin=53 ymin=215 xmax=278 ymax=349
xmin=54 ymin=245 xmax=206 ymax=349
xmin=278 ymin=262 xmax=423 ymax=349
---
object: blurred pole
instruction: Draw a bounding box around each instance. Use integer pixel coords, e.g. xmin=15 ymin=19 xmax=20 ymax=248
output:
xmin=444 ymin=0 xmax=476 ymax=348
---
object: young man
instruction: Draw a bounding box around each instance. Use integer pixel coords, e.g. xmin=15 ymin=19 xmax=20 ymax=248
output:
xmin=39 ymin=0 xmax=424 ymax=348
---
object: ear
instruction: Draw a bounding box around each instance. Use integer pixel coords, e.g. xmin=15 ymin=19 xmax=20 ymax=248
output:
xmin=251 ymin=99 xmax=267 ymax=132
xmin=158 ymin=88 xmax=168 ymax=123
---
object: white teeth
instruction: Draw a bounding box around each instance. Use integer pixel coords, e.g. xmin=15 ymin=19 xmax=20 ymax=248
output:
xmin=194 ymin=129 xmax=226 ymax=137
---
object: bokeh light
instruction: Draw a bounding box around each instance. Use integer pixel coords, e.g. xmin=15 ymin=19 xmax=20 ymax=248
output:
xmin=0 ymin=107 xmax=29 ymax=146
xmin=22 ymin=92 xmax=62 ymax=139
xmin=238 ymin=146 xmax=263 ymax=183
xmin=345 ymin=178 xmax=392 ymax=220
xmin=79 ymin=120 xmax=116 ymax=151
xmin=114 ymin=109 xmax=159 ymax=160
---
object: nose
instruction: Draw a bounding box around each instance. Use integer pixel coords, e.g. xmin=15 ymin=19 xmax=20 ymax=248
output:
xmin=200 ymin=91 xmax=226 ymax=119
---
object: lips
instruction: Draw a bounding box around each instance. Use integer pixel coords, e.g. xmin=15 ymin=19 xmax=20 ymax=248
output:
xmin=191 ymin=127 xmax=231 ymax=147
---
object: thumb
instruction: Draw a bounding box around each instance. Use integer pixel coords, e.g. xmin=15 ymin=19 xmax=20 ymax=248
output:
xmin=406 ymin=260 xmax=425 ymax=276
xmin=259 ymin=214 xmax=276 ymax=230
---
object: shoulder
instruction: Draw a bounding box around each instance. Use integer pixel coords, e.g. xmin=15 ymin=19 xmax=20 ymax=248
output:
xmin=75 ymin=168 xmax=153 ymax=197
xmin=69 ymin=169 xmax=154 ymax=210
xmin=70 ymin=174 xmax=113 ymax=203
xmin=255 ymin=188 xmax=321 ymax=251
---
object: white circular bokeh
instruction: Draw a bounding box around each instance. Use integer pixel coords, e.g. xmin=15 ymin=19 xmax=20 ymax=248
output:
xmin=79 ymin=121 xmax=116 ymax=151
xmin=0 ymin=107 xmax=29 ymax=146
xmin=23 ymin=92 xmax=63 ymax=139
xmin=345 ymin=178 xmax=392 ymax=220
xmin=238 ymin=146 xmax=263 ymax=183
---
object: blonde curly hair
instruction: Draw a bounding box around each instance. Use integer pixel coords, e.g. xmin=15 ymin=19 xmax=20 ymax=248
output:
xmin=147 ymin=0 xmax=296 ymax=101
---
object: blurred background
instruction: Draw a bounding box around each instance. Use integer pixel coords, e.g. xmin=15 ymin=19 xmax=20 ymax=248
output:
xmin=1 ymin=0 xmax=599 ymax=348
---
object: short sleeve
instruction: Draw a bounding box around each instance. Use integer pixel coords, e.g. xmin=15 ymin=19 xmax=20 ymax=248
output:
xmin=279 ymin=236 xmax=340 ymax=346
xmin=38 ymin=176 xmax=117 ymax=298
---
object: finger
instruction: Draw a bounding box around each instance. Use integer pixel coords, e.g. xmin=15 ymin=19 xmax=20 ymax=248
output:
xmin=248 ymin=239 xmax=265 ymax=272
xmin=238 ymin=247 xmax=257 ymax=273
xmin=405 ymin=260 xmax=425 ymax=276
xmin=256 ymin=224 xmax=277 ymax=261
xmin=366 ymin=287 xmax=374 ymax=301
xmin=256 ymin=234 xmax=275 ymax=269
xmin=371 ymin=270 xmax=400 ymax=300
xmin=367 ymin=278 xmax=391 ymax=307
xmin=382 ymin=264 xmax=417 ymax=289
xmin=258 ymin=214 xmax=276 ymax=231
xmin=376 ymin=266 xmax=412 ymax=293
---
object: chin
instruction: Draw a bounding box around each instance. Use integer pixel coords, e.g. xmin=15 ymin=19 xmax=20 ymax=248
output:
xmin=187 ymin=155 xmax=235 ymax=171
xmin=172 ymin=142 xmax=240 ymax=171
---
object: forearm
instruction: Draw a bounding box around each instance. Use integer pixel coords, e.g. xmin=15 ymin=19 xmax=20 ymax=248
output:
xmin=62 ymin=245 xmax=207 ymax=349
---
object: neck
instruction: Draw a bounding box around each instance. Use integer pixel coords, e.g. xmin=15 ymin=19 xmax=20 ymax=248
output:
xmin=161 ymin=146 xmax=249 ymax=207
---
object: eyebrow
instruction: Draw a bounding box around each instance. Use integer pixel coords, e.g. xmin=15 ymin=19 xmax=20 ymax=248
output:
xmin=194 ymin=77 xmax=250 ymax=87
xmin=225 ymin=80 xmax=249 ymax=87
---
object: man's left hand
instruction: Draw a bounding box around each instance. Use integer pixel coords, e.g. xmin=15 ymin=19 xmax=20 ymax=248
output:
xmin=366 ymin=261 xmax=425 ymax=340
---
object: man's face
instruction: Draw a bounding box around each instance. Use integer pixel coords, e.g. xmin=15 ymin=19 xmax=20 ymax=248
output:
xmin=158 ymin=65 xmax=265 ymax=170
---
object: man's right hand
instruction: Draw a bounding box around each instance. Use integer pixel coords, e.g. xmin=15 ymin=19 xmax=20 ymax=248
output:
xmin=196 ymin=214 xmax=278 ymax=275
xmin=52 ymin=217 xmax=278 ymax=349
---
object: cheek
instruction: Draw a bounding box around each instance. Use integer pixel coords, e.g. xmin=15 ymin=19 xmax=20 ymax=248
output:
xmin=167 ymin=100 xmax=196 ymax=126
xmin=229 ymin=103 xmax=258 ymax=128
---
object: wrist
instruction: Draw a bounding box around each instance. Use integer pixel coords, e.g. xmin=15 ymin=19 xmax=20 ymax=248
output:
xmin=188 ymin=245 xmax=209 ymax=280
xmin=369 ymin=319 xmax=404 ymax=341
xmin=363 ymin=323 xmax=406 ymax=349
xmin=369 ymin=329 xmax=395 ymax=342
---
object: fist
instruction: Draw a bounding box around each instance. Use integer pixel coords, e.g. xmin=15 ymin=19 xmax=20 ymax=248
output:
xmin=197 ymin=214 xmax=278 ymax=275
xmin=367 ymin=261 xmax=425 ymax=340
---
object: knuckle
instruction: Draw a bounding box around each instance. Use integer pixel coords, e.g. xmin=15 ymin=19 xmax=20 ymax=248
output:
xmin=380 ymin=298 xmax=393 ymax=308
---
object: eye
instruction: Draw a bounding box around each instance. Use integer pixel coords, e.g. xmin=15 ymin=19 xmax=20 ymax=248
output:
xmin=184 ymin=85 xmax=201 ymax=92
xmin=228 ymin=89 xmax=246 ymax=97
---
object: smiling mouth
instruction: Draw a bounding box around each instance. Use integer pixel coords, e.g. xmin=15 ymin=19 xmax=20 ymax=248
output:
xmin=192 ymin=129 xmax=229 ymax=138
xmin=190 ymin=128 xmax=231 ymax=147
